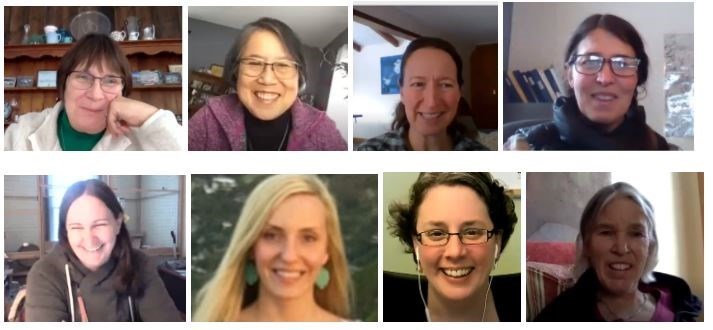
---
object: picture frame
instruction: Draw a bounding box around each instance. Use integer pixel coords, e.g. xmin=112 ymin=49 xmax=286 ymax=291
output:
xmin=380 ymin=55 xmax=402 ymax=95
xmin=37 ymin=70 xmax=58 ymax=88
xmin=168 ymin=64 xmax=182 ymax=73
xmin=164 ymin=72 xmax=181 ymax=85
xmin=209 ymin=64 xmax=224 ymax=78
xmin=17 ymin=76 xmax=34 ymax=88
xmin=191 ymin=79 xmax=203 ymax=89
xmin=4 ymin=77 xmax=17 ymax=88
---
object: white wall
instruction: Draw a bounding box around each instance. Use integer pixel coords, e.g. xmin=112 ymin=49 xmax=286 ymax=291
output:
xmin=4 ymin=176 xmax=41 ymax=251
xmin=353 ymin=39 xmax=410 ymax=139
xmin=326 ymin=44 xmax=349 ymax=142
xmin=111 ymin=176 xmax=141 ymax=237
xmin=139 ymin=176 xmax=180 ymax=248
xmin=509 ymin=2 xmax=694 ymax=150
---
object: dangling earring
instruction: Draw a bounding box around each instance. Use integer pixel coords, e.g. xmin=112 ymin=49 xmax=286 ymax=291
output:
xmin=315 ymin=267 xmax=330 ymax=290
xmin=245 ymin=261 xmax=258 ymax=286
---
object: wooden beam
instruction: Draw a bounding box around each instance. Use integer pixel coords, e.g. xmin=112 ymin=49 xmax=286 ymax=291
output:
xmin=373 ymin=28 xmax=399 ymax=47
xmin=353 ymin=41 xmax=362 ymax=52
xmin=354 ymin=9 xmax=420 ymax=41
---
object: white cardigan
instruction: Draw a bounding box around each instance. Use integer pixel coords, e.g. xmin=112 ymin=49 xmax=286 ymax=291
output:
xmin=4 ymin=102 xmax=183 ymax=151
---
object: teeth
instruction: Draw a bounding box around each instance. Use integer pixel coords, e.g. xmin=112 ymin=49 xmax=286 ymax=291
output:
xmin=594 ymin=94 xmax=615 ymax=101
xmin=275 ymin=270 xmax=302 ymax=279
xmin=85 ymin=245 xmax=102 ymax=252
xmin=609 ymin=263 xmax=632 ymax=271
xmin=255 ymin=92 xmax=279 ymax=102
xmin=442 ymin=268 xmax=473 ymax=278
xmin=420 ymin=112 xmax=441 ymax=119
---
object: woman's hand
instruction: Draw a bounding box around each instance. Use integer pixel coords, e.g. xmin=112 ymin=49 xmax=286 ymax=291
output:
xmin=106 ymin=96 xmax=159 ymax=137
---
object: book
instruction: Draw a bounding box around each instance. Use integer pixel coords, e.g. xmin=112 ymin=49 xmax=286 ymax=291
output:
xmin=513 ymin=70 xmax=537 ymax=102
xmin=537 ymin=68 xmax=557 ymax=101
xmin=504 ymin=73 xmax=523 ymax=103
xmin=507 ymin=70 xmax=528 ymax=103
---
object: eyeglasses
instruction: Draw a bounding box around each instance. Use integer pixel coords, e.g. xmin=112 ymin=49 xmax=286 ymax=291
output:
xmin=68 ymin=71 xmax=124 ymax=93
xmin=569 ymin=54 xmax=640 ymax=77
xmin=238 ymin=58 xmax=300 ymax=79
xmin=415 ymin=228 xmax=499 ymax=246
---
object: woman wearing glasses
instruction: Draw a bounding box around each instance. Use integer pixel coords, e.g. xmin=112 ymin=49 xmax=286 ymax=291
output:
xmin=504 ymin=14 xmax=671 ymax=150
xmin=385 ymin=173 xmax=519 ymax=321
xmin=5 ymin=34 xmax=182 ymax=151
xmin=188 ymin=17 xmax=346 ymax=151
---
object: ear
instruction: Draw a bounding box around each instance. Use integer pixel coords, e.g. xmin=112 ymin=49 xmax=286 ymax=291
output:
xmin=566 ymin=65 xmax=574 ymax=89
xmin=321 ymin=252 xmax=329 ymax=266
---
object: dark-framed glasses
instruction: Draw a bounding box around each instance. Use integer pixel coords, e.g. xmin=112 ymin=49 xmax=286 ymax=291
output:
xmin=239 ymin=58 xmax=300 ymax=79
xmin=69 ymin=71 xmax=124 ymax=93
xmin=569 ymin=54 xmax=640 ymax=77
xmin=416 ymin=228 xmax=499 ymax=246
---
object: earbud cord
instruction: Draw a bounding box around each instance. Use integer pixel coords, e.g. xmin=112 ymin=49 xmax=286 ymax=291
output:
xmin=416 ymin=268 xmax=431 ymax=322
xmin=482 ymin=274 xmax=494 ymax=321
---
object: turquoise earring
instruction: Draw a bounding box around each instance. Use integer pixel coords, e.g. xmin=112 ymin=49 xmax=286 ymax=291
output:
xmin=315 ymin=267 xmax=330 ymax=289
xmin=245 ymin=261 xmax=258 ymax=286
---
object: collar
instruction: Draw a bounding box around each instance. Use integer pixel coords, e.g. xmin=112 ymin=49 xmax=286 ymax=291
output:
xmin=27 ymin=102 xmax=132 ymax=151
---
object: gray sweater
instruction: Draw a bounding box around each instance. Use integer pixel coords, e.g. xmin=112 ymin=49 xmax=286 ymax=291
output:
xmin=26 ymin=245 xmax=182 ymax=321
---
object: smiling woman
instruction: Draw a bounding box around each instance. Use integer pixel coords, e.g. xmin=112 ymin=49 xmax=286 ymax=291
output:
xmin=505 ymin=14 xmax=672 ymax=150
xmin=4 ymin=34 xmax=182 ymax=151
xmin=188 ymin=17 xmax=347 ymax=151
xmin=534 ymin=182 xmax=701 ymax=321
xmin=357 ymin=37 xmax=490 ymax=151
xmin=192 ymin=175 xmax=352 ymax=321
xmin=24 ymin=179 xmax=182 ymax=321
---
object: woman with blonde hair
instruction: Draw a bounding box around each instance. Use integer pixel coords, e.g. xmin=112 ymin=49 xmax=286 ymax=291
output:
xmin=193 ymin=175 xmax=351 ymax=321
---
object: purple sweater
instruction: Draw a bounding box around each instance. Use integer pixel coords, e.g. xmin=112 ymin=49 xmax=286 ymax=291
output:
xmin=188 ymin=94 xmax=347 ymax=151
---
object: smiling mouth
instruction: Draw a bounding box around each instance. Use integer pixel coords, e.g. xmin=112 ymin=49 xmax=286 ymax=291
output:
xmin=255 ymin=91 xmax=280 ymax=103
xmin=273 ymin=269 xmax=306 ymax=280
xmin=418 ymin=112 xmax=444 ymax=120
xmin=608 ymin=263 xmax=633 ymax=271
xmin=83 ymin=244 xmax=104 ymax=253
xmin=440 ymin=267 xmax=474 ymax=278
xmin=591 ymin=93 xmax=618 ymax=102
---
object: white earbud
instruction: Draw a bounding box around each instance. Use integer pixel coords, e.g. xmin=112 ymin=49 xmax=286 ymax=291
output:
xmin=415 ymin=247 xmax=422 ymax=272
xmin=494 ymin=243 xmax=500 ymax=260
xmin=415 ymin=247 xmax=420 ymax=262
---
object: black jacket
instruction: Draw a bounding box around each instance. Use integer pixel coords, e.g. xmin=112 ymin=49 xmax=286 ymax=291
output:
xmin=534 ymin=268 xmax=701 ymax=321
xmin=513 ymin=97 xmax=671 ymax=150
xmin=383 ymin=271 xmax=520 ymax=321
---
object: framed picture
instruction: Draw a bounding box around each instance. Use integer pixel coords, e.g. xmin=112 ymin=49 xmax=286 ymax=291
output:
xmin=4 ymin=77 xmax=17 ymax=88
xmin=17 ymin=76 xmax=34 ymax=88
xmin=164 ymin=72 xmax=181 ymax=85
xmin=168 ymin=64 xmax=182 ymax=73
xmin=37 ymin=70 xmax=58 ymax=88
xmin=209 ymin=64 xmax=224 ymax=78
xmin=380 ymin=55 xmax=402 ymax=94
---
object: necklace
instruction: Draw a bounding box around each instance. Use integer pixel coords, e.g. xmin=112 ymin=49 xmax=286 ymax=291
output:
xmin=247 ymin=116 xmax=290 ymax=151
xmin=598 ymin=292 xmax=649 ymax=321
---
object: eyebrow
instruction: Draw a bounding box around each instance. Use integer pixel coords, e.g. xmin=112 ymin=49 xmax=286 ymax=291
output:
xmin=421 ymin=220 xmax=489 ymax=228
xmin=407 ymin=76 xmax=456 ymax=81
xmin=264 ymin=224 xmax=320 ymax=233
xmin=66 ymin=218 xmax=112 ymax=226
xmin=242 ymin=54 xmax=295 ymax=62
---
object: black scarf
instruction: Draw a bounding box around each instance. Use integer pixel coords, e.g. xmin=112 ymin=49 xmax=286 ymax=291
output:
xmin=552 ymin=96 xmax=667 ymax=150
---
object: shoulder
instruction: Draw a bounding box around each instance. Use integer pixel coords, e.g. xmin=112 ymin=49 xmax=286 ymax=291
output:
xmin=5 ymin=106 xmax=57 ymax=148
xmin=28 ymin=247 xmax=68 ymax=285
xmin=491 ymin=273 xmax=521 ymax=321
xmin=356 ymin=131 xmax=405 ymax=151
xmin=514 ymin=121 xmax=564 ymax=150
xmin=453 ymin=133 xmax=490 ymax=151
xmin=291 ymin=102 xmax=346 ymax=150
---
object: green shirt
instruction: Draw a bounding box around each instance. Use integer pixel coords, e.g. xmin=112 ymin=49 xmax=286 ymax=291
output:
xmin=56 ymin=110 xmax=104 ymax=151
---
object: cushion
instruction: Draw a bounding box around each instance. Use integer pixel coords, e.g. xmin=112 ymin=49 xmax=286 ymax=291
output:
xmin=526 ymin=240 xmax=576 ymax=265
xmin=526 ymin=261 xmax=575 ymax=321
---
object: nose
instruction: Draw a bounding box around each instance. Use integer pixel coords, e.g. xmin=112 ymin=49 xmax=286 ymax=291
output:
xmin=86 ymin=78 xmax=105 ymax=100
xmin=443 ymin=234 xmax=466 ymax=258
xmin=596 ymin=61 xmax=615 ymax=86
xmin=81 ymin=228 xmax=97 ymax=246
xmin=611 ymin=234 xmax=630 ymax=255
xmin=279 ymin=236 xmax=299 ymax=262
xmin=257 ymin=64 xmax=278 ymax=85
xmin=422 ymin=81 xmax=441 ymax=109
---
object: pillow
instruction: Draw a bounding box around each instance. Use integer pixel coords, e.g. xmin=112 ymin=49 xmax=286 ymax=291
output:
xmin=526 ymin=240 xmax=576 ymax=265
xmin=526 ymin=261 xmax=575 ymax=321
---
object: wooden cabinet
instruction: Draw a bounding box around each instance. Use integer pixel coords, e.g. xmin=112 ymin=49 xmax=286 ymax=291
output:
xmin=188 ymin=70 xmax=230 ymax=118
xmin=4 ymin=39 xmax=182 ymax=120
xmin=470 ymin=43 xmax=498 ymax=130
